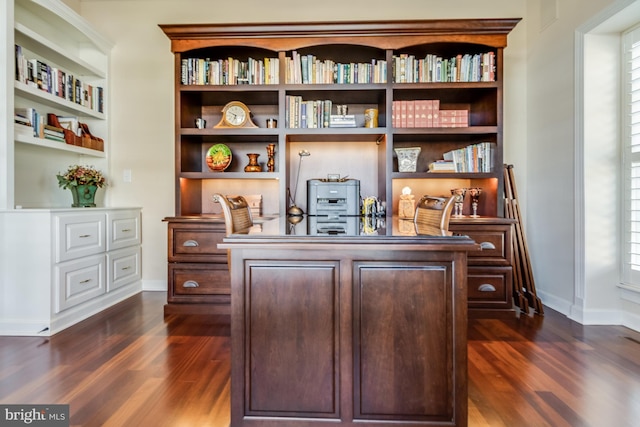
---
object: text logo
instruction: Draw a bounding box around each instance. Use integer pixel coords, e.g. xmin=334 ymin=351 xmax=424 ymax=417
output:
xmin=0 ymin=405 xmax=69 ymax=427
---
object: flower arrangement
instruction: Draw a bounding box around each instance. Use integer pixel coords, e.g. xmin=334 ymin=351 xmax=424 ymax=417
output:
xmin=56 ymin=165 xmax=106 ymax=189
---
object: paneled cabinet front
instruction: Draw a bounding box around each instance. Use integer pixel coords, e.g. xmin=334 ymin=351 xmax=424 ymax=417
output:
xmin=54 ymin=209 xmax=142 ymax=313
xmin=230 ymin=247 xmax=468 ymax=427
xmin=165 ymin=219 xmax=230 ymax=314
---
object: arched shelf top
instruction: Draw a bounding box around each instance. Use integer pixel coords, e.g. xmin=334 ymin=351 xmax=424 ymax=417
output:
xmin=160 ymin=18 xmax=522 ymax=53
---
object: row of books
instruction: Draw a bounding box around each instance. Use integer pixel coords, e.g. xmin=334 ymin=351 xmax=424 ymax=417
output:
xmin=14 ymin=108 xmax=76 ymax=143
xmin=180 ymin=57 xmax=280 ymax=85
xmin=285 ymin=51 xmax=387 ymax=84
xmin=392 ymin=52 xmax=496 ymax=83
xmin=15 ymin=45 xmax=105 ymax=113
xmin=285 ymin=96 xmax=333 ymax=128
xmin=392 ymin=100 xmax=469 ymax=128
xmin=179 ymin=50 xmax=495 ymax=86
xmin=429 ymin=142 xmax=493 ymax=173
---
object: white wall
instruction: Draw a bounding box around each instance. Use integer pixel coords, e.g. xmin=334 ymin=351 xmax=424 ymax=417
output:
xmin=75 ymin=0 xmax=528 ymax=292
xmin=525 ymin=0 xmax=640 ymax=329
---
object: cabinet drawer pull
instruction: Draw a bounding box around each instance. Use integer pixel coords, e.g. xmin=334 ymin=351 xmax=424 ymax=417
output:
xmin=183 ymin=280 xmax=199 ymax=288
xmin=479 ymin=241 xmax=496 ymax=250
xmin=122 ymin=228 xmax=132 ymax=232
xmin=121 ymin=266 xmax=131 ymax=270
xmin=183 ymin=240 xmax=199 ymax=247
xmin=478 ymin=284 xmax=496 ymax=292
xmin=79 ymin=234 xmax=92 ymax=238
xmin=80 ymin=279 xmax=92 ymax=284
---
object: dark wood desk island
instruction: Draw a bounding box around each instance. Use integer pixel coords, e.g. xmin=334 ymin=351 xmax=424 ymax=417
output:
xmin=220 ymin=217 xmax=479 ymax=427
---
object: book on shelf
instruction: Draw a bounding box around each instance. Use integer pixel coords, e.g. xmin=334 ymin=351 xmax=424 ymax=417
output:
xmin=285 ymin=96 xmax=334 ymax=128
xmin=15 ymin=44 xmax=104 ymax=113
xmin=392 ymin=50 xmax=495 ymax=83
xmin=442 ymin=142 xmax=492 ymax=173
xmin=329 ymin=115 xmax=356 ymax=128
xmin=15 ymin=107 xmax=41 ymax=137
xmin=393 ymin=99 xmax=469 ymax=128
xmin=285 ymin=50 xmax=387 ymax=84
xmin=181 ymin=56 xmax=279 ymax=85
xmin=440 ymin=109 xmax=469 ymax=128
xmin=56 ymin=116 xmax=80 ymax=136
xmin=43 ymin=134 xmax=65 ymax=143
xmin=428 ymin=160 xmax=456 ymax=172
xmin=14 ymin=114 xmax=30 ymax=127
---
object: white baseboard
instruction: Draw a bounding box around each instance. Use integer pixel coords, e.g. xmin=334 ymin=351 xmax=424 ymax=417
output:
xmin=142 ymin=279 xmax=166 ymax=292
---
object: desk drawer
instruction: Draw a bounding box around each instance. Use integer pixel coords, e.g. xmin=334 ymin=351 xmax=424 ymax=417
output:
xmin=168 ymin=223 xmax=227 ymax=263
xmin=168 ymin=263 xmax=230 ymax=303
xmin=449 ymin=224 xmax=512 ymax=265
xmin=467 ymin=266 xmax=512 ymax=309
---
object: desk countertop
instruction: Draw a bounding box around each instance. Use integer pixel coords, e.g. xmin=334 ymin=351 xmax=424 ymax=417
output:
xmin=221 ymin=215 xmax=479 ymax=251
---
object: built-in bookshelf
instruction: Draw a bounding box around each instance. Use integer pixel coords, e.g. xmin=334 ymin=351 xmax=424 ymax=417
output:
xmin=161 ymin=19 xmax=519 ymax=219
xmin=0 ymin=1 xmax=144 ymax=338
xmin=160 ymin=19 xmax=520 ymax=316
xmin=1 ymin=0 xmax=113 ymax=211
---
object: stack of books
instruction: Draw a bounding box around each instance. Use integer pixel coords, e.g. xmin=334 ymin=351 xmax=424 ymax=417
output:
xmin=43 ymin=125 xmax=65 ymax=143
xmin=329 ymin=115 xmax=356 ymax=128
xmin=428 ymin=160 xmax=456 ymax=173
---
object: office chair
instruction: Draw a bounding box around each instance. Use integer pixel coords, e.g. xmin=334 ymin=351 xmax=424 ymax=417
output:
xmin=413 ymin=195 xmax=456 ymax=236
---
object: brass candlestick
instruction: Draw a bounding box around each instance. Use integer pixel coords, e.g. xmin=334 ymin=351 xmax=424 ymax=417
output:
xmin=266 ymin=143 xmax=276 ymax=172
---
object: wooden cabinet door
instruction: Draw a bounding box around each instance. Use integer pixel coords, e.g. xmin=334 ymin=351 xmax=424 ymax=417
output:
xmin=354 ymin=262 xmax=455 ymax=422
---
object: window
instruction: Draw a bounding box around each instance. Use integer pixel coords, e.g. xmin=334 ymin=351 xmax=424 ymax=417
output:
xmin=622 ymin=25 xmax=640 ymax=286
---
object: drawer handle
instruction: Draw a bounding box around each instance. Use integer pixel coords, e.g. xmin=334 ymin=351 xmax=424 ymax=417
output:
xmin=478 ymin=284 xmax=496 ymax=292
xmin=479 ymin=241 xmax=496 ymax=250
xmin=79 ymin=234 xmax=92 ymax=238
xmin=122 ymin=228 xmax=132 ymax=232
xmin=183 ymin=280 xmax=199 ymax=288
xmin=183 ymin=240 xmax=199 ymax=247
xmin=121 ymin=266 xmax=131 ymax=270
xmin=80 ymin=279 xmax=92 ymax=284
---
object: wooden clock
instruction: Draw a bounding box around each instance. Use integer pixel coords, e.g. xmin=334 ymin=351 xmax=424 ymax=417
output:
xmin=214 ymin=101 xmax=258 ymax=128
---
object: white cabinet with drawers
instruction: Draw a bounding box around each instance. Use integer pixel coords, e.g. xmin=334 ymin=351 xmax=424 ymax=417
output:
xmin=0 ymin=208 xmax=142 ymax=336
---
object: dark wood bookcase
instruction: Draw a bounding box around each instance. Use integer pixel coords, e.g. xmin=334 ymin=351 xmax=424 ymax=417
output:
xmin=161 ymin=19 xmax=521 ymax=316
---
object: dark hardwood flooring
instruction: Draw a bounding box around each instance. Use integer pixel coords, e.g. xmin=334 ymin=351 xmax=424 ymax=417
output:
xmin=1 ymin=291 xmax=640 ymax=427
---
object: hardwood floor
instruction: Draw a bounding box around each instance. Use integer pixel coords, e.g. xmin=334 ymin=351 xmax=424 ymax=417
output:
xmin=1 ymin=291 xmax=639 ymax=427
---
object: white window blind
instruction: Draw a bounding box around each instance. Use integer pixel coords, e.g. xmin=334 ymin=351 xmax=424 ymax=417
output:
xmin=623 ymin=26 xmax=640 ymax=286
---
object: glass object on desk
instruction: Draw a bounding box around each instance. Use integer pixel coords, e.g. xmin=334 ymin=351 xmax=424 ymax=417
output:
xmin=469 ymin=187 xmax=482 ymax=217
xmin=450 ymin=187 xmax=467 ymax=217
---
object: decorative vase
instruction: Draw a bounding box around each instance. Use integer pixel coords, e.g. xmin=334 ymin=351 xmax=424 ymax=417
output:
xmin=70 ymin=184 xmax=98 ymax=207
xmin=266 ymin=144 xmax=276 ymax=172
xmin=394 ymin=147 xmax=421 ymax=172
xmin=244 ymin=153 xmax=262 ymax=172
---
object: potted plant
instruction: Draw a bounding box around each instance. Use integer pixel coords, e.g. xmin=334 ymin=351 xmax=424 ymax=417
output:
xmin=57 ymin=165 xmax=106 ymax=207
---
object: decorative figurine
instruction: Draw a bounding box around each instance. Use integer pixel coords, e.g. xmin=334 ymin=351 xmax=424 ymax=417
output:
xmin=398 ymin=186 xmax=416 ymax=219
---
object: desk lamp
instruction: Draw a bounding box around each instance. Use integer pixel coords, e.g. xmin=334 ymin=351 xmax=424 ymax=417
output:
xmin=288 ymin=149 xmax=311 ymax=216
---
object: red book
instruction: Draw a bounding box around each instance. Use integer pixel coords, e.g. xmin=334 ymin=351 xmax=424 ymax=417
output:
xmin=406 ymin=100 xmax=415 ymax=127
